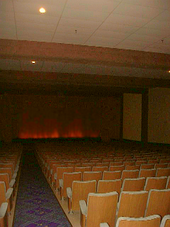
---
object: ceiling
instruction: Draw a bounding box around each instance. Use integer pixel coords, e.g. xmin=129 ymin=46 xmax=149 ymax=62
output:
xmin=0 ymin=0 xmax=170 ymax=94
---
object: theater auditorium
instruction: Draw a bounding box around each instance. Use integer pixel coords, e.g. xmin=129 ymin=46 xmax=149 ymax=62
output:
xmin=0 ymin=0 xmax=170 ymax=227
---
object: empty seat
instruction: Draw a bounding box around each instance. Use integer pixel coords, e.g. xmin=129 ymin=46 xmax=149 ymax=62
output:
xmin=0 ymin=181 xmax=13 ymax=213
xmin=139 ymin=169 xmax=156 ymax=178
xmin=0 ymin=173 xmax=15 ymax=190
xmin=160 ymin=159 xmax=170 ymax=164
xmin=0 ymin=168 xmax=16 ymax=181
xmin=148 ymin=159 xmax=159 ymax=164
xmin=155 ymin=163 xmax=168 ymax=169
xmin=145 ymin=189 xmax=170 ymax=218
xmin=59 ymin=171 xmax=82 ymax=199
xmin=122 ymin=178 xmax=145 ymax=192
xmin=80 ymin=192 xmax=118 ymax=227
xmin=75 ymin=166 xmax=92 ymax=174
xmin=110 ymin=162 xmax=123 ymax=166
xmin=96 ymin=162 xmax=109 ymax=167
xmin=46 ymin=160 xmax=61 ymax=179
xmin=47 ymin=160 xmax=62 ymax=180
xmin=67 ymin=180 xmax=96 ymax=212
xmin=0 ymin=163 xmax=15 ymax=175
xmin=0 ymin=202 xmax=8 ymax=227
xmin=156 ymin=168 xmax=170 ymax=177
xmin=50 ymin=163 xmax=65 ymax=185
xmin=144 ymin=176 xmax=167 ymax=191
xmin=121 ymin=170 xmax=139 ymax=181
xmin=103 ymin=171 xmax=121 ymax=180
xmin=97 ymin=179 xmax=121 ymax=195
xmin=115 ymin=215 xmax=161 ymax=227
xmin=136 ymin=160 xmax=147 ymax=165
xmin=81 ymin=162 xmax=95 ymax=167
xmin=92 ymin=166 xmax=108 ymax=172
xmin=160 ymin=215 xmax=170 ymax=227
xmin=123 ymin=161 xmax=135 ymax=166
xmin=117 ymin=191 xmax=148 ymax=218
xmin=109 ymin=165 xmax=125 ymax=172
xmin=141 ymin=164 xmax=155 ymax=169
xmin=55 ymin=166 xmax=74 ymax=189
xmin=83 ymin=171 xmax=102 ymax=183
xmin=125 ymin=165 xmax=140 ymax=170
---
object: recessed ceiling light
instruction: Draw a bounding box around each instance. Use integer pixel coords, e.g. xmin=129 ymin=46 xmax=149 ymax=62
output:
xmin=168 ymin=70 xmax=170 ymax=73
xmin=39 ymin=7 xmax=46 ymax=13
xmin=31 ymin=60 xmax=36 ymax=64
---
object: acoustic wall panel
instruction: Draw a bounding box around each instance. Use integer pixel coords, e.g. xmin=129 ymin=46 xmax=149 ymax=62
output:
xmin=123 ymin=93 xmax=142 ymax=141
xmin=148 ymin=88 xmax=170 ymax=144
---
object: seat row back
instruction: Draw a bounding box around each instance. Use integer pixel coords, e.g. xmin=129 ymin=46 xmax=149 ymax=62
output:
xmin=78 ymin=188 xmax=170 ymax=227
xmin=53 ymin=166 xmax=170 ymax=189
xmin=100 ymin=215 xmax=170 ymax=227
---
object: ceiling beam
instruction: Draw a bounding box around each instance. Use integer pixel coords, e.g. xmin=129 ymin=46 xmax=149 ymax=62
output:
xmin=0 ymin=70 xmax=169 ymax=88
xmin=0 ymin=39 xmax=170 ymax=70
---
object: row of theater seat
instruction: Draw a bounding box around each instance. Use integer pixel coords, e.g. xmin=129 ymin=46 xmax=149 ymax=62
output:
xmin=44 ymin=158 xmax=170 ymax=177
xmin=0 ymin=145 xmax=22 ymax=227
xmin=47 ymin=165 xmax=170 ymax=190
xmin=101 ymin=214 xmax=170 ymax=227
xmin=40 ymin=153 xmax=170 ymax=184
xmin=78 ymin=189 xmax=170 ymax=227
xmin=39 ymin=156 xmax=170 ymax=188
xmin=59 ymin=173 xmax=170 ymax=199
xmin=35 ymin=146 xmax=170 ymax=227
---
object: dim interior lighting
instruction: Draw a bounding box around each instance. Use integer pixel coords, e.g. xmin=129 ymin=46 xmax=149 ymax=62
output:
xmin=168 ymin=70 xmax=170 ymax=73
xmin=39 ymin=7 xmax=46 ymax=13
xmin=31 ymin=60 xmax=36 ymax=64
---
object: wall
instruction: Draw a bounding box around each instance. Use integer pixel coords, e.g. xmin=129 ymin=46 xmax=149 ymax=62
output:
xmin=123 ymin=93 xmax=142 ymax=141
xmin=148 ymin=88 xmax=170 ymax=144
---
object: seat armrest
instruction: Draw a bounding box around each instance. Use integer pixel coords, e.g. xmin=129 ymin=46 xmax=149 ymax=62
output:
xmin=12 ymin=172 xmax=17 ymax=179
xmin=79 ymin=200 xmax=87 ymax=217
xmin=6 ymin=188 xmax=13 ymax=200
xmin=59 ymin=179 xmax=63 ymax=188
xmin=0 ymin=202 xmax=8 ymax=217
xmin=9 ymin=179 xmax=16 ymax=188
xmin=67 ymin=187 xmax=72 ymax=198
xmin=100 ymin=223 xmax=109 ymax=227
xmin=14 ymin=166 xmax=19 ymax=173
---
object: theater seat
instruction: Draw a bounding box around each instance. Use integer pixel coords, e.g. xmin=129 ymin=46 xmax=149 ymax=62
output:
xmin=115 ymin=215 xmax=161 ymax=227
xmin=122 ymin=177 xmax=145 ymax=192
xmin=67 ymin=180 xmax=96 ymax=213
xmin=0 ymin=181 xmax=13 ymax=213
xmin=59 ymin=171 xmax=82 ymax=199
xmin=117 ymin=191 xmax=148 ymax=218
xmin=145 ymin=189 xmax=170 ymax=218
xmin=80 ymin=191 xmax=118 ymax=227
xmin=0 ymin=202 xmax=8 ymax=227
xmin=97 ymin=179 xmax=121 ymax=195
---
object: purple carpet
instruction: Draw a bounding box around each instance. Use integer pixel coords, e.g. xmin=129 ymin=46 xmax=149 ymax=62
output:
xmin=14 ymin=145 xmax=71 ymax=227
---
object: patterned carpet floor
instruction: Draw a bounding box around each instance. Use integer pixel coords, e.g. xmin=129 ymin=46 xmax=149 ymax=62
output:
xmin=14 ymin=145 xmax=71 ymax=227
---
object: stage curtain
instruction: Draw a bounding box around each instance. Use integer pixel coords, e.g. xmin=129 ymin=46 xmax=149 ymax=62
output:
xmin=0 ymin=94 xmax=121 ymax=141
xmin=18 ymin=95 xmax=101 ymax=139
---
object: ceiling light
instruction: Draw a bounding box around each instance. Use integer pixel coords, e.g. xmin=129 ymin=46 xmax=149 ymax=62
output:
xmin=168 ymin=70 xmax=170 ymax=73
xmin=39 ymin=7 xmax=46 ymax=13
xmin=31 ymin=60 xmax=36 ymax=64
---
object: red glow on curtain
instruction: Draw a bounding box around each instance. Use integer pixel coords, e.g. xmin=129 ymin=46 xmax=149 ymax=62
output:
xmin=19 ymin=96 xmax=100 ymax=139
xmin=19 ymin=118 xmax=99 ymax=139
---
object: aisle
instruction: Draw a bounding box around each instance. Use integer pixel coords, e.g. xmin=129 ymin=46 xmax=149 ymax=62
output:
xmin=14 ymin=144 xmax=71 ymax=227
